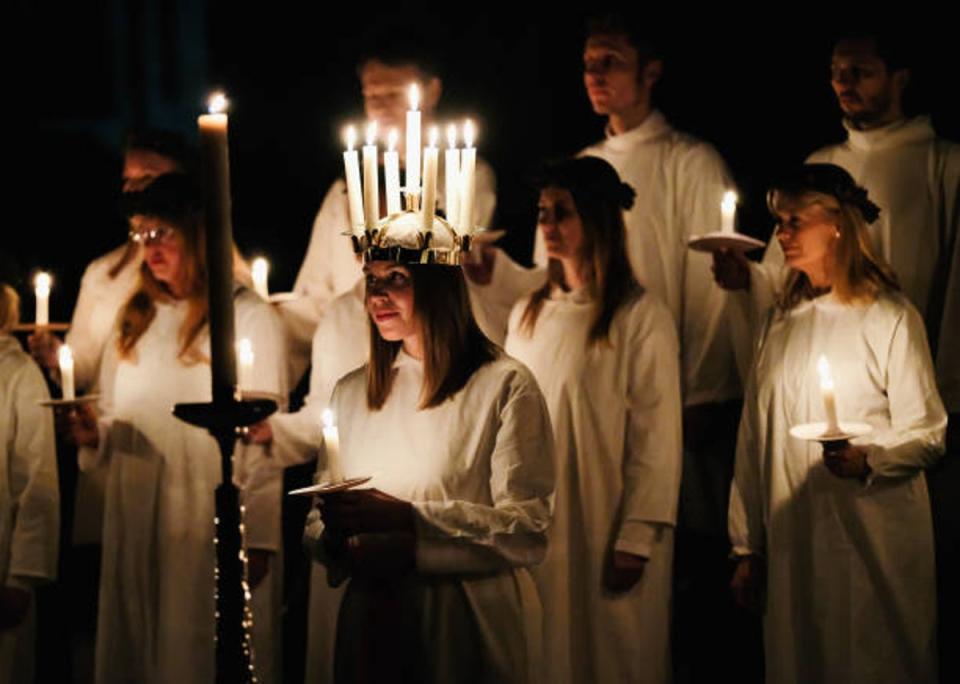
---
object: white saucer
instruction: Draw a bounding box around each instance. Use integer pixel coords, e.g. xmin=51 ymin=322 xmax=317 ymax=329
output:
xmin=688 ymin=232 xmax=766 ymax=253
xmin=38 ymin=394 xmax=100 ymax=408
xmin=268 ymin=292 xmax=300 ymax=304
xmin=288 ymin=476 xmax=372 ymax=497
xmin=789 ymin=421 xmax=873 ymax=442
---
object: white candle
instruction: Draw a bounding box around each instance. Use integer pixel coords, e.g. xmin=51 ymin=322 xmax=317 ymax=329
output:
xmin=385 ymin=129 xmax=402 ymax=215
xmin=445 ymin=124 xmax=461 ymax=230
xmin=321 ymin=409 xmax=344 ymax=484
xmin=237 ymin=338 xmax=255 ymax=392
xmin=343 ymin=126 xmax=365 ymax=234
xmin=459 ymin=120 xmax=477 ymax=233
xmin=405 ymin=84 xmax=421 ymax=197
xmin=421 ymin=127 xmax=439 ymax=230
xmin=721 ymin=190 xmax=738 ymax=234
xmin=817 ymin=355 xmax=840 ymax=434
xmin=34 ymin=272 xmax=51 ymax=326
xmin=59 ymin=344 xmax=75 ymax=400
xmin=362 ymin=122 xmax=380 ymax=230
xmin=251 ymin=257 xmax=269 ymax=299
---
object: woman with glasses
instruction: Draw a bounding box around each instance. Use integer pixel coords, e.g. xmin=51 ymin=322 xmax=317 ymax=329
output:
xmin=728 ymin=164 xmax=946 ymax=684
xmin=69 ymin=173 xmax=287 ymax=684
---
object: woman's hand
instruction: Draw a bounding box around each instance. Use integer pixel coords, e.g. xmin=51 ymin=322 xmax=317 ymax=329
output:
xmin=27 ymin=331 xmax=61 ymax=372
xmin=66 ymin=404 xmax=99 ymax=448
xmin=241 ymin=420 xmax=273 ymax=445
xmin=319 ymin=489 xmax=414 ymax=537
xmin=603 ymin=551 xmax=647 ymax=593
xmin=461 ymin=245 xmax=496 ymax=285
xmin=822 ymin=440 xmax=871 ymax=480
xmin=730 ymin=554 xmax=765 ymax=614
xmin=711 ymin=248 xmax=751 ymax=291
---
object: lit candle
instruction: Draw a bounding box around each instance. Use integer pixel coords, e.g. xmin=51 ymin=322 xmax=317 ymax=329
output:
xmin=34 ymin=272 xmax=51 ymax=326
xmin=321 ymin=409 xmax=344 ymax=484
xmin=343 ymin=126 xmax=365 ymax=233
xmin=445 ymin=124 xmax=461 ymax=230
xmin=59 ymin=344 xmax=75 ymax=401
xmin=405 ymin=84 xmax=421 ymax=198
xmin=362 ymin=122 xmax=380 ymax=230
xmin=251 ymin=258 xmax=269 ymax=299
xmin=385 ymin=129 xmax=402 ymax=215
xmin=421 ymin=126 xmax=439 ymax=230
xmin=237 ymin=338 xmax=254 ymax=392
xmin=459 ymin=120 xmax=477 ymax=233
xmin=198 ymin=91 xmax=238 ymax=404
xmin=817 ymin=355 xmax=840 ymax=434
xmin=721 ymin=190 xmax=738 ymax=234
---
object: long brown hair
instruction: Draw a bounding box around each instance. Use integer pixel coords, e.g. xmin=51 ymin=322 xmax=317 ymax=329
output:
xmin=771 ymin=190 xmax=899 ymax=311
xmin=367 ymin=265 xmax=498 ymax=410
xmin=521 ymin=157 xmax=641 ymax=344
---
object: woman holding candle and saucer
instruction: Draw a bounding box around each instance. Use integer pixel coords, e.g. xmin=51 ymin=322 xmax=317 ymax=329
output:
xmin=728 ymin=164 xmax=946 ymax=684
xmin=302 ymin=214 xmax=555 ymax=683
xmin=67 ymin=173 xmax=288 ymax=684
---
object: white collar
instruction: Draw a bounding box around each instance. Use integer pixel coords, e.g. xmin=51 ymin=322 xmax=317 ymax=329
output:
xmin=601 ymin=110 xmax=671 ymax=152
xmin=843 ymin=115 xmax=934 ymax=152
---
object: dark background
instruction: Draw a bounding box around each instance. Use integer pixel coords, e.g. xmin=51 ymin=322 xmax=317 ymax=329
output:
xmin=7 ymin=3 xmax=959 ymax=322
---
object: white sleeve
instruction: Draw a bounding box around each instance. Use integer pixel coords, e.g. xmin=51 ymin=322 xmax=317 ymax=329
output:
xmin=412 ymin=372 xmax=555 ymax=574
xmin=728 ymin=357 xmax=767 ymax=558
xmin=474 ymin=159 xmax=497 ymax=229
xmin=862 ymin=303 xmax=948 ymax=481
xmin=77 ymin=337 xmax=119 ymax=472
xmin=294 ymin=182 xmax=346 ymax=305
xmin=616 ymin=302 xmax=683 ymax=558
xmin=66 ymin=261 xmax=118 ymax=392
xmin=7 ymin=362 xmax=60 ymax=583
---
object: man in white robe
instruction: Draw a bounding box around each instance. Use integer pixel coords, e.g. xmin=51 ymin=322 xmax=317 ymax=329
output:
xmin=0 ymin=285 xmax=59 ymax=683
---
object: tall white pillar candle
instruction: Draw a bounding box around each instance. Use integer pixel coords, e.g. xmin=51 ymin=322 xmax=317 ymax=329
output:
xmin=459 ymin=120 xmax=477 ymax=233
xmin=251 ymin=258 xmax=269 ymax=299
xmin=321 ymin=409 xmax=344 ymax=484
xmin=34 ymin=272 xmax=51 ymax=326
xmin=342 ymin=126 xmax=365 ymax=233
xmin=421 ymin=127 xmax=439 ymax=231
xmin=59 ymin=344 xmax=75 ymax=400
xmin=385 ymin=129 xmax=402 ymax=215
xmin=405 ymin=84 xmax=421 ymax=196
xmin=721 ymin=190 xmax=738 ymax=234
xmin=817 ymin=355 xmax=840 ymax=434
xmin=362 ymin=122 xmax=380 ymax=230
xmin=445 ymin=124 xmax=461 ymax=231
xmin=237 ymin=338 xmax=255 ymax=392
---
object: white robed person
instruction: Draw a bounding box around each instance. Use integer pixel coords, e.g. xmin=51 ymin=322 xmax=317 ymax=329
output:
xmin=0 ymin=284 xmax=59 ymax=683
xmin=506 ymin=158 xmax=682 ymax=684
xmin=728 ymin=164 xmax=947 ymax=684
xmin=68 ymin=174 xmax=289 ymax=684
xmin=302 ymin=215 xmax=555 ymax=683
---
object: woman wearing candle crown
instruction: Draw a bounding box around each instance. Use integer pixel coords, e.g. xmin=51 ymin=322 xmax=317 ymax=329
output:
xmin=68 ymin=173 xmax=288 ymax=684
xmin=728 ymin=163 xmax=947 ymax=684
xmin=504 ymin=156 xmax=682 ymax=684
xmin=303 ymin=219 xmax=555 ymax=683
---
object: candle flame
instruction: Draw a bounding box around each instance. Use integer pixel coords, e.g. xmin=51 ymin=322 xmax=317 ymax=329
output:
xmin=409 ymin=84 xmax=420 ymax=111
xmin=345 ymin=126 xmax=357 ymax=152
xmin=447 ymin=124 xmax=458 ymax=149
xmin=207 ymin=91 xmax=228 ymax=115
xmin=238 ymin=338 xmax=254 ymax=363
xmin=722 ymin=190 xmax=738 ymax=209
xmin=365 ymin=121 xmax=378 ymax=146
xmin=388 ymin=128 xmax=399 ymax=151
xmin=34 ymin=272 xmax=51 ymax=294
xmin=251 ymin=257 xmax=268 ymax=282
xmin=58 ymin=344 xmax=73 ymax=369
xmin=817 ymin=355 xmax=834 ymax=390
xmin=429 ymin=126 xmax=439 ymax=148
xmin=322 ymin=408 xmax=335 ymax=430
xmin=463 ymin=119 xmax=475 ymax=147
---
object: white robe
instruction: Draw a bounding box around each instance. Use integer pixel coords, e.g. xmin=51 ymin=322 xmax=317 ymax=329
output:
xmin=750 ymin=116 xmax=960 ymax=411
xmin=83 ymin=289 xmax=288 ymax=684
xmin=728 ymin=291 xmax=946 ymax=684
xmin=534 ymin=111 xmax=741 ymax=406
xmin=304 ymin=352 xmax=555 ymax=683
xmin=505 ymin=289 xmax=682 ymax=684
xmin=0 ymin=335 xmax=59 ymax=684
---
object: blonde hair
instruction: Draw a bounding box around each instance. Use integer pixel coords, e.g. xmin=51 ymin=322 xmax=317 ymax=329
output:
xmin=0 ymin=283 xmax=20 ymax=333
xmin=770 ymin=190 xmax=899 ymax=311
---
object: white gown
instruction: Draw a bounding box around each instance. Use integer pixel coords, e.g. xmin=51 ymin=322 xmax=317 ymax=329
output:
xmin=749 ymin=116 xmax=960 ymax=411
xmin=0 ymin=335 xmax=59 ymax=684
xmin=534 ymin=111 xmax=741 ymax=406
xmin=83 ymin=289 xmax=288 ymax=684
xmin=505 ymin=288 xmax=683 ymax=684
xmin=305 ymin=352 xmax=555 ymax=683
xmin=728 ymin=291 xmax=946 ymax=684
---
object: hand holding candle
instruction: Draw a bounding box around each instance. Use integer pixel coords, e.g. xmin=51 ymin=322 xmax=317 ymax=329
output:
xmin=721 ymin=190 xmax=738 ymax=234
xmin=817 ymin=355 xmax=840 ymax=434
xmin=34 ymin=272 xmax=51 ymax=326
xmin=322 ymin=409 xmax=345 ymax=484
xmin=59 ymin=344 xmax=75 ymax=400
xmin=251 ymin=258 xmax=269 ymax=299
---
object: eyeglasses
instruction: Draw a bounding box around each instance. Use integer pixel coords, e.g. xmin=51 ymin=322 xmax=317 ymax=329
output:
xmin=129 ymin=225 xmax=177 ymax=244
